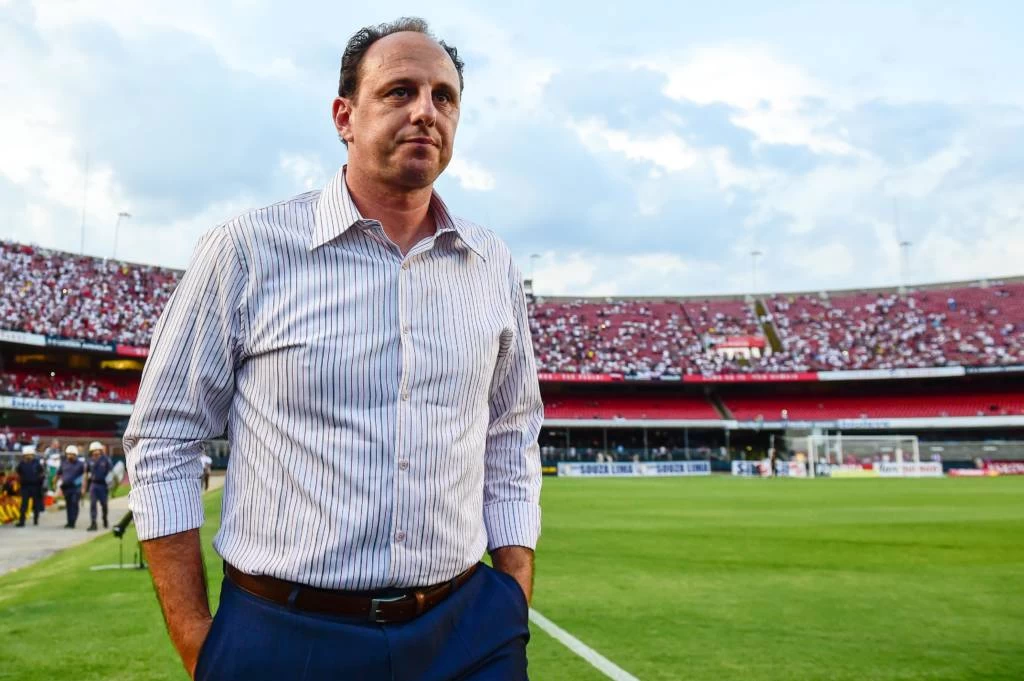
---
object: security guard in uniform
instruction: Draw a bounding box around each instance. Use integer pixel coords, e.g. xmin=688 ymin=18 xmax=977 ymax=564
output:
xmin=55 ymin=445 xmax=86 ymax=529
xmin=85 ymin=441 xmax=113 ymax=531
xmin=15 ymin=446 xmax=45 ymax=526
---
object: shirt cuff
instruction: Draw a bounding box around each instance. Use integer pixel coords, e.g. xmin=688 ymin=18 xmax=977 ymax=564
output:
xmin=484 ymin=501 xmax=542 ymax=551
xmin=128 ymin=478 xmax=205 ymax=541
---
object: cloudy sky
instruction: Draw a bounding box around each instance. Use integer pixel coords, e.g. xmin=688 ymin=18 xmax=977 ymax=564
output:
xmin=1 ymin=0 xmax=1022 ymax=296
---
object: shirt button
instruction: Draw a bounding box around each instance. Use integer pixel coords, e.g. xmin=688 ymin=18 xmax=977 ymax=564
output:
xmin=401 ymin=262 xmax=410 ymax=270
xmin=395 ymin=531 xmax=406 ymax=542
xmin=398 ymin=459 xmax=410 ymax=471
xmin=401 ymin=390 xmax=410 ymax=401
xmin=401 ymin=325 xmax=411 ymax=335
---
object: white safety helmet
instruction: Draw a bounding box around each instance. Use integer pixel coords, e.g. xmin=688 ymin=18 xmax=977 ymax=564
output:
xmin=64 ymin=445 xmax=80 ymax=456
xmin=88 ymin=441 xmax=105 ymax=453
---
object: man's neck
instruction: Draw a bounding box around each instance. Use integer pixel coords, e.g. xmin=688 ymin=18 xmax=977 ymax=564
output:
xmin=344 ymin=166 xmax=436 ymax=256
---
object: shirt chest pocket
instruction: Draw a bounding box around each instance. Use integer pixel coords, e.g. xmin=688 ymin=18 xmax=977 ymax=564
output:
xmin=412 ymin=291 xmax=511 ymax=403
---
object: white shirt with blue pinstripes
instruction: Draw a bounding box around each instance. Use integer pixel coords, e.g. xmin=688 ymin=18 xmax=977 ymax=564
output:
xmin=123 ymin=166 xmax=543 ymax=590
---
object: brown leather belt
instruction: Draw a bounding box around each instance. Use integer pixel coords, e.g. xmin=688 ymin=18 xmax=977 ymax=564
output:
xmin=224 ymin=562 xmax=477 ymax=623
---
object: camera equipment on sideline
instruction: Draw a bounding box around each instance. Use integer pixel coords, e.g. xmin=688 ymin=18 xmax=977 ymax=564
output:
xmin=91 ymin=511 xmax=147 ymax=571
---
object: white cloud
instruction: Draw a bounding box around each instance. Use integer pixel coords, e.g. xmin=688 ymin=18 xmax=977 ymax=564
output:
xmin=1 ymin=3 xmax=1023 ymax=298
xmin=531 ymin=251 xmax=742 ymax=297
xmin=654 ymin=45 xmax=822 ymax=110
xmin=442 ymin=13 xmax=558 ymax=119
xmin=446 ymin=157 xmax=496 ymax=191
xmin=30 ymin=0 xmax=308 ymax=82
xmin=569 ymin=118 xmax=698 ymax=172
xmin=781 ymin=241 xmax=854 ymax=280
xmin=640 ymin=45 xmax=857 ymax=156
xmin=279 ymin=153 xmax=328 ymax=192
xmin=117 ymin=193 xmax=262 ymax=269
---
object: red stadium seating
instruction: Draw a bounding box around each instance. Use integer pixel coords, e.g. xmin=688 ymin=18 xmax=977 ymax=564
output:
xmin=0 ymin=371 xmax=137 ymax=404
xmin=724 ymin=392 xmax=1024 ymax=420
xmin=543 ymin=395 xmax=720 ymax=420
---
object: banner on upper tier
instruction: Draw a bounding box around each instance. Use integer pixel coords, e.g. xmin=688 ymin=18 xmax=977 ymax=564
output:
xmin=0 ymin=329 xmax=46 ymax=347
xmin=537 ymin=373 xmax=623 ymax=383
xmin=684 ymin=372 xmax=819 ymax=383
xmin=44 ymin=336 xmax=116 ymax=353
xmin=556 ymin=461 xmax=711 ymax=477
xmin=964 ymin=365 xmax=1024 ymax=376
xmin=817 ymin=367 xmax=965 ymax=381
xmin=524 ymin=366 xmax=1016 ymax=383
xmin=0 ymin=395 xmax=133 ymax=416
xmin=115 ymin=344 xmax=150 ymax=358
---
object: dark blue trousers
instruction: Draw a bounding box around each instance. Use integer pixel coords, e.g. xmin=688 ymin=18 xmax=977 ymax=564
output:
xmin=89 ymin=484 xmax=109 ymax=525
xmin=63 ymin=487 xmax=81 ymax=527
xmin=195 ymin=563 xmax=530 ymax=680
xmin=19 ymin=484 xmax=44 ymax=524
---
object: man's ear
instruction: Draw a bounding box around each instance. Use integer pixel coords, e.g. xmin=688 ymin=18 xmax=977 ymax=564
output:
xmin=332 ymin=97 xmax=355 ymax=145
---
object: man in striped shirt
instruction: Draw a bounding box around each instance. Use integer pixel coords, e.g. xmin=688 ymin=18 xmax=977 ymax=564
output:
xmin=125 ymin=17 xmax=543 ymax=681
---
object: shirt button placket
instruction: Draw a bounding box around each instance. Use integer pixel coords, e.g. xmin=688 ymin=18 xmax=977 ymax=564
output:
xmin=393 ymin=258 xmax=412 ymax=567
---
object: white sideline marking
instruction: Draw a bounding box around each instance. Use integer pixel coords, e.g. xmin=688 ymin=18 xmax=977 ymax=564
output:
xmin=529 ymin=608 xmax=642 ymax=681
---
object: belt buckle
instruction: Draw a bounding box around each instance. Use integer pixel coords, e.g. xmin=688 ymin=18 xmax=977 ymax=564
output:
xmin=369 ymin=594 xmax=407 ymax=623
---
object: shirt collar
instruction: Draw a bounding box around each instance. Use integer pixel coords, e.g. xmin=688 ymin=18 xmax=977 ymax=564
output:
xmin=311 ymin=165 xmax=486 ymax=260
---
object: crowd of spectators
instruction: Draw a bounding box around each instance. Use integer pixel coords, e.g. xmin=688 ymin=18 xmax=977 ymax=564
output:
xmin=1 ymin=240 xmax=1023 ymax=381
xmin=768 ymin=284 xmax=1024 ymax=371
xmin=0 ymin=372 xmax=134 ymax=404
xmin=528 ymin=298 xmax=770 ymax=378
xmin=0 ymin=240 xmax=179 ymax=346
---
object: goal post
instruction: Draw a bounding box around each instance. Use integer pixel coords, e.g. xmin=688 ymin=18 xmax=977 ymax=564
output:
xmin=800 ymin=433 xmax=927 ymax=478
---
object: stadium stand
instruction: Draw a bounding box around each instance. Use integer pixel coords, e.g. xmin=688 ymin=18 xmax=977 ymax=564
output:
xmin=0 ymin=371 xmax=137 ymax=404
xmin=724 ymin=391 xmax=1024 ymax=421
xmin=768 ymin=284 xmax=1024 ymax=370
xmin=542 ymin=395 xmax=720 ymax=420
xmin=1 ymin=239 xmax=1022 ymax=379
xmin=528 ymin=298 xmax=769 ymax=377
xmin=0 ymin=240 xmax=179 ymax=345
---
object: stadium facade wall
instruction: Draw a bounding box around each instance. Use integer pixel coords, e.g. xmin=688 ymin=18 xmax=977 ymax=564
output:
xmin=3 ymin=398 xmax=1022 ymax=429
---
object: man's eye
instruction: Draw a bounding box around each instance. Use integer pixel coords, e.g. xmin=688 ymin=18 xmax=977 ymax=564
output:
xmin=434 ymin=92 xmax=450 ymax=103
xmin=389 ymin=87 xmax=410 ymax=97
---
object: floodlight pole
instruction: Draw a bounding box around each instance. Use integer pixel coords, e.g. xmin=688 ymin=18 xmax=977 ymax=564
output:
xmin=79 ymin=153 xmax=90 ymax=254
xmin=113 ymin=212 xmax=132 ymax=260
xmin=898 ymin=240 xmax=912 ymax=292
xmin=750 ymin=250 xmax=763 ymax=292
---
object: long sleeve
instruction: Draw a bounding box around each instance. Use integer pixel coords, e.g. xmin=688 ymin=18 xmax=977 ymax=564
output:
xmin=123 ymin=226 xmax=245 ymax=541
xmin=482 ymin=259 xmax=543 ymax=551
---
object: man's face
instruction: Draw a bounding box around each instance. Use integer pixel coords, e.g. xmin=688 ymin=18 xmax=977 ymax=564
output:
xmin=334 ymin=32 xmax=461 ymax=190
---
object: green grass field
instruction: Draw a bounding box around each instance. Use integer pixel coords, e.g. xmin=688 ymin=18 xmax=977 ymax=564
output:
xmin=1 ymin=477 xmax=1022 ymax=680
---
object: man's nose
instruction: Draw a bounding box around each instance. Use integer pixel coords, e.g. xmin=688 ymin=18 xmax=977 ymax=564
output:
xmin=410 ymin=92 xmax=437 ymax=127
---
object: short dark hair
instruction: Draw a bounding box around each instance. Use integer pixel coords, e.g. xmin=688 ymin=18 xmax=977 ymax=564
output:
xmin=338 ymin=17 xmax=465 ymax=101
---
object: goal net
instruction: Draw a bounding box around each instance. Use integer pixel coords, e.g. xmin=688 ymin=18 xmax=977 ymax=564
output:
xmin=798 ymin=433 xmax=939 ymax=478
